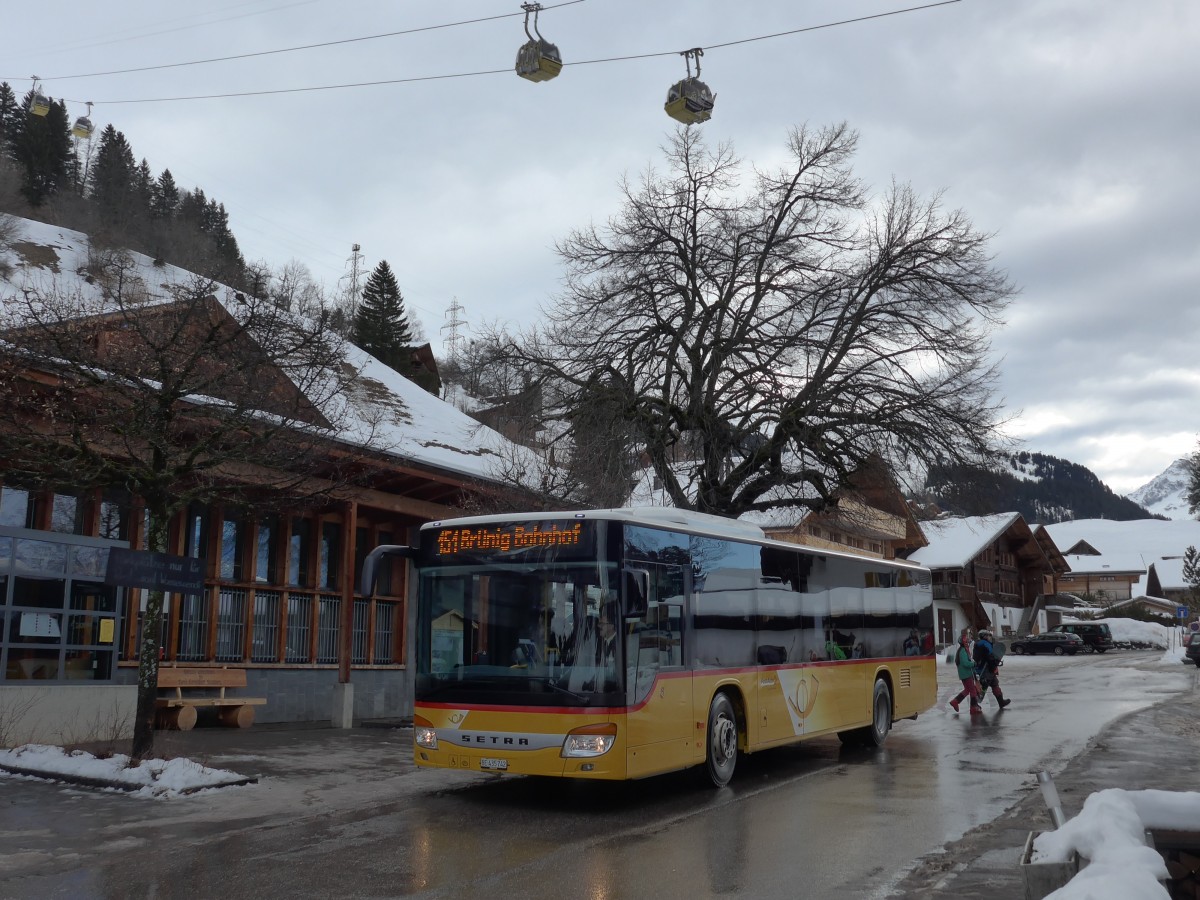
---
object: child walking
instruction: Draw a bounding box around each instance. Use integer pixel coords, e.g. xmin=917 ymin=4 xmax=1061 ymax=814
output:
xmin=949 ymin=629 xmax=982 ymax=714
xmin=973 ymin=629 xmax=1011 ymax=708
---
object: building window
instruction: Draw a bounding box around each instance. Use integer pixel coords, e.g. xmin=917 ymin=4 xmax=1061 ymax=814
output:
xmin=184 ymin=506 xmax=209 ymax=559
xmin=220 ymin=511 xmax=245 ymax=581
xmin=1 ymin=531 xmax=123 ymax=683
xmin=98 ymin=490 xmax=132 ymax=541
xmin=375 ymin=531 xmax=396 ymax=596
xmin=256 ymin=516 xmax=279 ymax=584
xmin=320 ymin=522 xmax=340 ymax=590
xmin=50 ymin=493 xmax=84 ymax=535
xmin=0 ymin=486 xmax=34 ymax=529
xmin=354 ymin=527 xmax=369 ymax=593
xmin=288 ymin=517 xmax=311 ymax=587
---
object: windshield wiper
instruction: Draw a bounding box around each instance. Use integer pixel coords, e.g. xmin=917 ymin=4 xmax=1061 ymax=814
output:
xmin=529 ymin=676 xmax=589 ymax=704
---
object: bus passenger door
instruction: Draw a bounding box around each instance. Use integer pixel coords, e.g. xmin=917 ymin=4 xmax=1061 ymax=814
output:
xmin=625 ymin=563 xmax=691 ymax=778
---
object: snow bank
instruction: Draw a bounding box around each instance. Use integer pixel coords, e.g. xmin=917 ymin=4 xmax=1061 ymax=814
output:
xmin=1033 ymin=788 xmax=1200 ymax=900
xmin=0 ymin=743 xmax=252 ymax=798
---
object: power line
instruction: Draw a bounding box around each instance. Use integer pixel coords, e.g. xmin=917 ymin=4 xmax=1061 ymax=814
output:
xmin=36 ymin=1 xmax=963 ymax=107
xmin=5 ymin=1 xmax=322 ymax=63
xmin=7 ymin=1 xmax=588 ymax=83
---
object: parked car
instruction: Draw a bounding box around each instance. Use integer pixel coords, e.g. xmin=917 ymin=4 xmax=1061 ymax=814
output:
xmin=1009 ymin=632 xmax=1085 ymax=656
xmin=1047 ymin=622 xmax=1114 ymax=653
xmin=1186 ymin=638 xmax=1200 ymax=667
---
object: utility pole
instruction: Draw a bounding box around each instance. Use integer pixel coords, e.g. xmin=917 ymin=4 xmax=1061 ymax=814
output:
xmin=441 ymin=296 xmax=467 ymax=361
xmin=337 ymin=243 xmax=365 ymax=327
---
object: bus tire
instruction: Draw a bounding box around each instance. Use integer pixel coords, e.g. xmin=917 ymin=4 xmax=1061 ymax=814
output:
xmin=864 ymin=679 xmax=893 ymax=747
xmin=840 ymin=679 xmax=893 ymax=747
xmin=704 ymin=692 xmax=738 ymax=787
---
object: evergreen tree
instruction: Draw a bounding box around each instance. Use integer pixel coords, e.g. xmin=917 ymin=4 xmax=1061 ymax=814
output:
xmin=353 ymin=260 xmax=413 ymax=369
xmin=1185 ymin=449 xmax=1200 ymax=519
xmin=88 ymin=124 xmax=137 ymax=229
xmin=151 ymin=168 xmax=179 ymax=220
xmin=133 ymin=159 xmax=154 ymax=218
xmin=176 ymin=187 xmax=207 ymax=230
xmin=0 ymin=83 xmax=19 ymax=160
xmin=1183 ymin=546 xmax=1200 ymax=611
xmin=10 ymin=93 xmax=73 ymax=206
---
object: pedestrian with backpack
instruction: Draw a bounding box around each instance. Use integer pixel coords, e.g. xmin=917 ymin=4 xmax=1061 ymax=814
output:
xmin=949 ymin=629 xmax=982 ymax=714
xmin=973 ymin=629 xmax=1011 ymax=708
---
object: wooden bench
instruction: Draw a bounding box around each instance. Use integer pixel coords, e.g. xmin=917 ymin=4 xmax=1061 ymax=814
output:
xmin=155 ymin=666 xmax=267 ymax=731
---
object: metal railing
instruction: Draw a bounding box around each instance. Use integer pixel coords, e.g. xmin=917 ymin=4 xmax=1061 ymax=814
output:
xmin=215 ymin=588 xmax=247 ymax=662
xmin=285 ymin=592 xmax=312 ymax=663
xmin=252 ymin=590 xmax=282 ymax=662
xmin=316 ymin=595 xmax=341 ymax=664
xmin=176 ymin=593 xmax=209 ymax=661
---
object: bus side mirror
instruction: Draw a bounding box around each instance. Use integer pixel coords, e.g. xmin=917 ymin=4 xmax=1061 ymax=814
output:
xmin=360 ymin=544 xmax=415 ymax=596
xmin=623 ymin=568 xmax=649 ymax=618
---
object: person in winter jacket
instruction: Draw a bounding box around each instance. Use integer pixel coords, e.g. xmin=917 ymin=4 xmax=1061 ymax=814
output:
xmin=949 ymin=629 xmax=982 ymax=714
xmin=973 ymin=630 xmax=1011 ymax=708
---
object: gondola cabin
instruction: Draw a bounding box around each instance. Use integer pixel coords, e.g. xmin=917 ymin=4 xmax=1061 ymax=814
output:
xmin=665 ymin=78 xmax=714 ymax=124
xmin=516 ymin=38 xmax=562 ymax=82
xmin=31 ymin=92 xmax=50 ymax=117
xmin=72 ymin=116 xmax=94 ymax=139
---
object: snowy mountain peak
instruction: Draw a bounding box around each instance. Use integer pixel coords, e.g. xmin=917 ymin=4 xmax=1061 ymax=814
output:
xmin=1127 ymin=458 xmax=1192 ymax=520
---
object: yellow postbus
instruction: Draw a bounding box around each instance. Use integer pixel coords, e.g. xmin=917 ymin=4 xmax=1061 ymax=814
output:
xmin=363 ymin=508 xmax=937 ymax=786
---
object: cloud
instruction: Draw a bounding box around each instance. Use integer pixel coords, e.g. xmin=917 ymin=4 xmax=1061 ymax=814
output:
xmin=4 ymin=0 xmax=1198 ymax=496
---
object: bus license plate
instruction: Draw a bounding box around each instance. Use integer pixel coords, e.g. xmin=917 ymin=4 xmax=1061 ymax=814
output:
xmin=480 ymin=757 xmax=508 ymax=771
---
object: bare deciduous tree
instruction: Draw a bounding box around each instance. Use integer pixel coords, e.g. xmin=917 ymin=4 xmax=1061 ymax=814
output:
xmin=269 ymin=258 xmax=325 ymax=318
xmin=0 ymin=249 xmax=388 ymax=759
xmin=497 ymin=123 xmax=1015 ymax=517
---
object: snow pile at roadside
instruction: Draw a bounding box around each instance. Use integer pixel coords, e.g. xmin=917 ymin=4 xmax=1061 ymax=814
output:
xmin=1033 ymin=789 xmax=1200 ymax=899
xmin=1064 ymin=617 xmax=1173 ymax=649
xmin=0 ymin=743 xmax=253 ymax=798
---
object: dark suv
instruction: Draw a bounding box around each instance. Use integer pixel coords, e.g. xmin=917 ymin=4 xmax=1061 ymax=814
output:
xmin=1186 ymin=637 xmax=1200 ymax=667
xmin=1048 ymin=622 xmax=1114 ymax=653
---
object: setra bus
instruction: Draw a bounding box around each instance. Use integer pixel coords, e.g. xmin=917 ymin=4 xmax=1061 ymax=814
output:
xmin=362 ymin=507 xmax=937 ymax=786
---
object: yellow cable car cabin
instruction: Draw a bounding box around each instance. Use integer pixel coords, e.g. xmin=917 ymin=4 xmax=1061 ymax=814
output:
xmin=516 ymin=38 xmax=562 ymax=83
xmin=31 ymin=92 xmax=51 ymax=117
xmin=665 ymin=77 xmax=714 ymax=124
xmin=72 ymin=102 xmax=95 ymax=139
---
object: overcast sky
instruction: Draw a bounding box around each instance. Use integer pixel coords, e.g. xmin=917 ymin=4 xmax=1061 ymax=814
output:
xmin=3 ymin=0 xmax=1197 ymax=495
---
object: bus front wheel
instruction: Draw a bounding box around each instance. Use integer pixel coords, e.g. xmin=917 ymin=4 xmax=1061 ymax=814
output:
xmin=704 ymin=692 xmax=738 ymax=787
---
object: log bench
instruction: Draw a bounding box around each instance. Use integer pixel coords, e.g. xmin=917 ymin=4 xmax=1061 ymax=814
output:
xmin=155 ymin=666 xmax=267 ymax=731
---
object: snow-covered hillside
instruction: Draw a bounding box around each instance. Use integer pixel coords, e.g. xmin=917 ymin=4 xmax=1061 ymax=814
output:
xmin=0 ymin=214 xmax=539 ymax=483
xmin=1127 ymin=458 xmax=1192 ymax=520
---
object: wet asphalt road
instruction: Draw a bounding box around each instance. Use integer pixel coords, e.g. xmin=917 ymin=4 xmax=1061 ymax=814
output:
xmin=0 ymin=651 xmax=1192 ymax=899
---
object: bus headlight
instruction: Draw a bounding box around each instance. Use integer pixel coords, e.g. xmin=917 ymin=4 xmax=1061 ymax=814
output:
xmin=561 ymin=723 xmax=617 ymax=758
xmin=414 ymin=715 xmax=438 ymax=750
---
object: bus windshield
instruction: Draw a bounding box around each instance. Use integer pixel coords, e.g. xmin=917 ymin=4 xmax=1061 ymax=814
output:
xmin=415 ymin=559 xmax=624 ymax=707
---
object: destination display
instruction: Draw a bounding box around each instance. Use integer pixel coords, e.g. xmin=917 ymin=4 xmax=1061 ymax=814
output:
xmin=430 ymin=521 xmax=593 ymax=559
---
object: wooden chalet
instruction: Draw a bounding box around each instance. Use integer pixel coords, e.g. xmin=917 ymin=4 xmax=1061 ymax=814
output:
xmin=763 ymin=456 xmax=928 ymax=560
xmin=907 ymin=513 xmax=1070 ymax=644
xmin=0 ymin=220 xmax=535 ymax=744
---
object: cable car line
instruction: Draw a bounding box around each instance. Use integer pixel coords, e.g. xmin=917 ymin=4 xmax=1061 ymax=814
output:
xmin=41 ymin=0 xmax=962 ymax=108
xmin=6 ymin=0 xmax=321 ymax=66
xmin=7 ymin=0 xmax=587 ymax=84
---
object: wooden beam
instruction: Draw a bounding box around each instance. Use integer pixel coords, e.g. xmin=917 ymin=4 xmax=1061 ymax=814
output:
xmin=213 ymin=460 xmax=457 ymax=520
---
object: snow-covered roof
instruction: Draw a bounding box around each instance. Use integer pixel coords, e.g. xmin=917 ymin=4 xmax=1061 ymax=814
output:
xmin=906 ymin=512 xmax=1022 ymax=568
xmin=1148 ymin=556 xmax=1187 ymax=591
xmin=0 ymin=215 xmax=540 ymax=486
xmin=1044 ymin=518 xmax=1200 ymax=571
xmin=1061 ymin=552 xmax=1147 ymax=576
